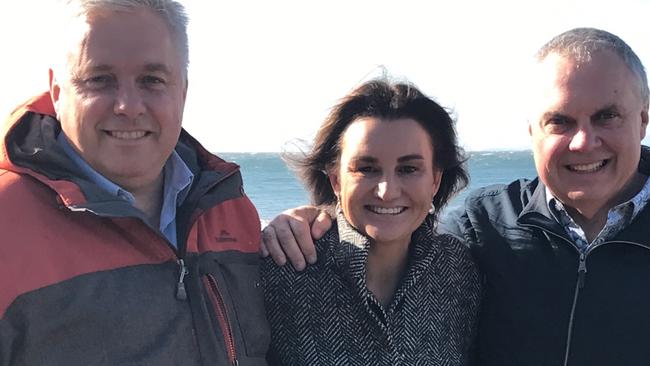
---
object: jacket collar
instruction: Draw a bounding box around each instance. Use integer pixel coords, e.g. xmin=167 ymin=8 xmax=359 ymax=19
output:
xmin=330 ymin=212 xmax=442 ymax=310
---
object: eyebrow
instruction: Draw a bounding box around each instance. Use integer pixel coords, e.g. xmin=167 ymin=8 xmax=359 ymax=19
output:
xmin=592 ymin=104 xmax=619 ymax=115
xmin=143 ymin=63 xmax=173 ymax=75
xmin=350 ymin=154 xmax=425 ymax=164
xmin=83 ymin=64 xmax=113 ymax=73
xmin=540 ymin=111 xmax=574 ymax=123
xmin=351 ymin=156 xmax=378 ymax=164
xmin=397 ymin=154 xmax=425 ymax=163
xmin=80 ymin=63 xmax=172 ymax=74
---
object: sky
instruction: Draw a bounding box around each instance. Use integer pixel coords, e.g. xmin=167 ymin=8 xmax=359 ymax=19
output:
xmin=2 ymin=0 xmax=650 ymax=152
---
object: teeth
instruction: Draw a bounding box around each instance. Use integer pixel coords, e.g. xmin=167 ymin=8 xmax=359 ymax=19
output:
xmin=367 ymin=206 xmax=406 ymax=215
xmin=108 ymin=131 xmax=147 ymax=140
xmin=568 ymin=160 xmax=606 ymax=172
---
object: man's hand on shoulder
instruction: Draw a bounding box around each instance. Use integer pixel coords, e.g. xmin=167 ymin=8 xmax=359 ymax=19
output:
xmin=260 ymin=205 xmax=332 ymax=271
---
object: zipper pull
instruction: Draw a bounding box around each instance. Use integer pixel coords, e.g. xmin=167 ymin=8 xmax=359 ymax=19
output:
xmin=176 ymin=259 xmax=189 ymax=300
xmin=577 ymin=252 xmax=587 ymax=289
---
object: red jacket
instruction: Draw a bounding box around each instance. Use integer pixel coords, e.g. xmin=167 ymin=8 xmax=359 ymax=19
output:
xmin=0 ymin=93 xmax=269 ymax=365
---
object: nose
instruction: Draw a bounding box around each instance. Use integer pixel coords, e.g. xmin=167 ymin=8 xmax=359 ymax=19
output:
xmin=569 ymin=124 xmax=601 ymax=152
xmin=376 ymin=174 xmax=400 ymax=201
xmin=113 ymin=84 xmax=146 ymax=120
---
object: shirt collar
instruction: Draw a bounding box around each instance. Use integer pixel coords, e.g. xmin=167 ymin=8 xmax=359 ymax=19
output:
xmin=159 ymin=149 xmax=194 ymax=232
xmin=57 ymin=132 xmax=135 ymax=204
xmin=56 ymin=132 xmax=194 ymax=209
xmin=546 ymin=175 xmax=650 ymax=247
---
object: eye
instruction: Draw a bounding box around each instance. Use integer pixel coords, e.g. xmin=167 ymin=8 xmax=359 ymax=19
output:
xmin=541 ymin=114 xmax=573 ymax=133
xmin=140 ymin=75 xmax=167 ymax=90
xmin=397 ymin=165 xmax=418 ymax=175
xmin=547 ymin=115 xmax=569 ymax=125
xmin=83 ymin=75 xmax=115 ymax=89
xmin=351 ymin=165 xmax=378 ymax=175
xmin=593 ymin=110 xmax=619 ymax=121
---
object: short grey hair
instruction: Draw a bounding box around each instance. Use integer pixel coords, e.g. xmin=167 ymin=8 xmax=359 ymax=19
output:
xmin=536 ymin=27 xmax=649 ymax=107
xmin=59 ymin=0 xmax=189 ymax=76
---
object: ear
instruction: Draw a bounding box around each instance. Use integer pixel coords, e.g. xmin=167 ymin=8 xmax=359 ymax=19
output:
xmin=431 ymin=168 xmax=443 ymax=197
xmin=182 ymin=78 xmax=189 ymax=103
xmin=528 ymin=121 xmax=533 ymax=137
xmin=640 ymin=108 xmax=648 ymax=140
xmin=49 ymin=68 xmax=61 ymax=117
xmin=327 ymin=167 xmax=341 ymax=200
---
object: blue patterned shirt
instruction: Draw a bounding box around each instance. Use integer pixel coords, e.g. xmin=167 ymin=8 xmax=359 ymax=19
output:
xmin=547 ymin=176 xmax=650 ymax=251
xmin=57 ymin=133 xmax=193 ymax=247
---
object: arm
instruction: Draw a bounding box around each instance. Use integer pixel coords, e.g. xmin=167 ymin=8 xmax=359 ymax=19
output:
xmin=260 ymin=205 xmax=333 ymax=271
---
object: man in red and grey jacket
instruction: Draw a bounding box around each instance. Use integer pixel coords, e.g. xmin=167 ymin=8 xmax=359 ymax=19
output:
xmin=0 ymin=1 xmax=269 ymax=365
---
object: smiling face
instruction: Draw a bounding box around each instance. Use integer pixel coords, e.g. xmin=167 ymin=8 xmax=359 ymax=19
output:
xmin=529 ymin=50 xmax=649 ymax=218
xmin=328 ymin=117 xmax=442 ymax=248
xmin=50 ymin=8 xmax=187 ymax=192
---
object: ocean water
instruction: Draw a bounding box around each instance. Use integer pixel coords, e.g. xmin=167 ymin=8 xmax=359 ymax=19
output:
xmin=220 ymin=151 xmax=538 ymax=222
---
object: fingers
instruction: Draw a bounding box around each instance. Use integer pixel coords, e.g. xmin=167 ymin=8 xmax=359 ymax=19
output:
xmin=289 ymin=214 xmax=317 ymax=265
xmin=259 ymin=237 xmax=270 ymax=257
xmin=311 ymin=210 xmax=333 ymax=240
xmin=260 ymin=205 xmax=327 ymax=271
xmin=261 ymin=224 xmax=287 ymax=266
xmin=276 ymin=215 xmax=309 ymax=271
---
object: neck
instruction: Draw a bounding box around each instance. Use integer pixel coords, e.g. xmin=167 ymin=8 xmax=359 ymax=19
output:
xmin=565 ymin=172 xmax=647 ymax=242
xmin=129 ymin=173 xmax=164 ymax=228
xmin=366 ymin=238 xmax=410 ymax=308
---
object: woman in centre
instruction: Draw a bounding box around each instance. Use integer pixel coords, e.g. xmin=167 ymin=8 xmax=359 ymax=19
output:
xmin=262 ymin=78 xmax=481 ymax=365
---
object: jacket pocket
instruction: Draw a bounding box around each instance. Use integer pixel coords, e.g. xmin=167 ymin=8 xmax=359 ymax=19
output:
xmin=201 ymin=251 xmax=271 ymax=359
xmin=202 ymin=274 xmax=239 ymax=365
xmin=216 ymin=261 xmax=271 ymax=357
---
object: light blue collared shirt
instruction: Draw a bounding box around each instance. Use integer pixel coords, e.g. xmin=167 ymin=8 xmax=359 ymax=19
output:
xmin=57 ymin=133 xmax=194 ymax=248
xmin=547 ymin=175 xmax=650 ymax=251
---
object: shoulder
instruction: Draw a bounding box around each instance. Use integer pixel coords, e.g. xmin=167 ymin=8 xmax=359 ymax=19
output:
xmin=431 ymin=233 xmax=475 ymax=266
xmin=0 ymin=170 xmax=60 ymax=219
xmin=428 ymin=234 xmax=482 ymax=298
xmin=440 ymin=178 xmax=537 ymax=234
xmin=463 ymin=178 xmax=535 ymax=210
xmin=262 ymin=225 xmax=338 ymax=289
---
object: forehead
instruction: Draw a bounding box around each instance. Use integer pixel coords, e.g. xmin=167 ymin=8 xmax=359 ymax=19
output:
xmin=64 ymin=8 xmax=181 ymax=73
xmin=340 ymin=117 xmax=433 ymax=157
xmin=529 ymin=50 xmax=643 ymax=114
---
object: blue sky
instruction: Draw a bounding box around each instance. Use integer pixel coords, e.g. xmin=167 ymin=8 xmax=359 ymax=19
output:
xmin=3 ymin=0 xmax=650 ymax=151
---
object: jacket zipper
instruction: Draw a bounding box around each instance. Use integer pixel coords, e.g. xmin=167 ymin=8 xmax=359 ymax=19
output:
xmin=176 ymin=259 xmax=189 ymax=300
xmin=523 ymin=223 xmax=650 ymax=365
xmin=50 ymin=150 xmax=244 ymax=363
xmin=526 ymin=225 xmax=584 ymax=366
xmin=562 ymin=252 xmax=584 ymax=366
xmin=203 ymin=274 xmax=238 ymax=366
xmin=174 ymin=165 xmax=241 ymax=301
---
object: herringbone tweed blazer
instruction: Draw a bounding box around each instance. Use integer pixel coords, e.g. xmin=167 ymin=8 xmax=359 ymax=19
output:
xmin=262 ymin=214 xmax=481 ymax=366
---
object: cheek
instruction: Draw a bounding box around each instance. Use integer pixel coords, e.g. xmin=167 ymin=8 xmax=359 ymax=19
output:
xmin=411 ymin=180 xmax=437 ymax=206
xmin=535 ymin=136 xmax=564 ymax=166
xmin=69 ymin=95 xmax=111 ymax=128
xmin=339 ymin=178 xmax=366 ymax=209
xmin=152 ymin=100 xmax=184 ymax=134
xmin=60 ymin=106 xmax=93 ymax=143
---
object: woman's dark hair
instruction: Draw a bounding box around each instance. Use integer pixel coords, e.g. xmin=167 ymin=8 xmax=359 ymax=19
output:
xmin=288 ymin=78 xmax=468 ymax=221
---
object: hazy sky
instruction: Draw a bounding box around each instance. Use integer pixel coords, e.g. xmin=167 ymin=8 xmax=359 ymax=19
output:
xmin=3 ymin=0 xmax=650 ymax=152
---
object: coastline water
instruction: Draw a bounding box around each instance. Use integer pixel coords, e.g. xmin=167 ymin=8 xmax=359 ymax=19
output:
xmin=221 ymin=151 xmax=538 ymax=223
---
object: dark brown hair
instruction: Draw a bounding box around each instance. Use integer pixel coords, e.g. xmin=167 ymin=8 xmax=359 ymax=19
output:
xmin=287 ymin=78 xmax=468 ymax=221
